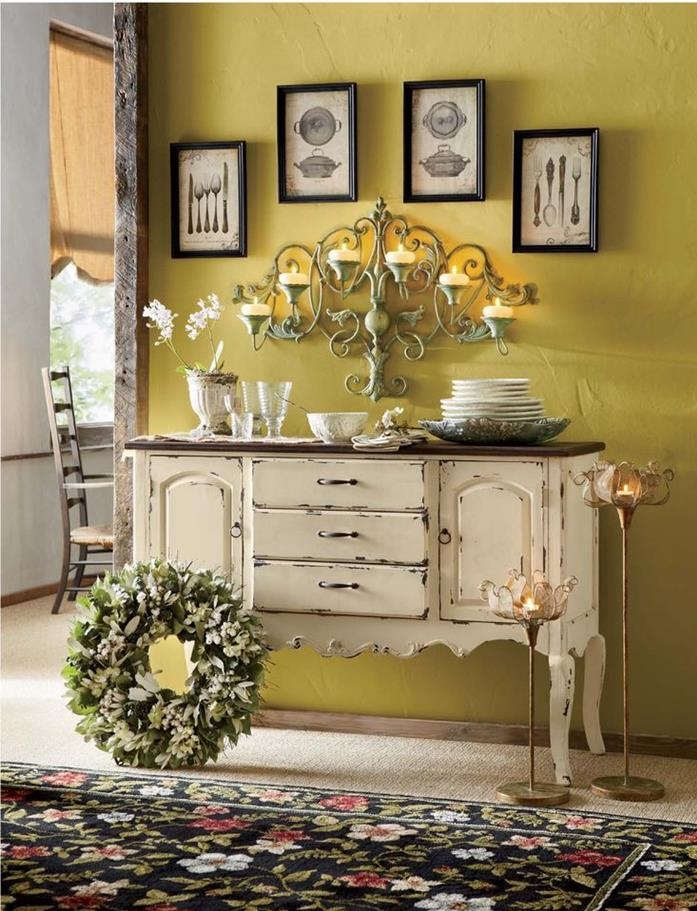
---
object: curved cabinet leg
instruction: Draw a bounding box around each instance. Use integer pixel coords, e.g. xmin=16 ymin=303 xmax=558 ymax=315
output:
xmin=549 ymin=653 xmax=575 ymax=786
xmin=582 ymin=633 xmax=606 ymax=755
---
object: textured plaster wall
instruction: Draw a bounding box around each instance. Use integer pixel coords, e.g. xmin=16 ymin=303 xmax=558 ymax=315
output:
xmin=148 ymin=3 xmax=697 ymax=738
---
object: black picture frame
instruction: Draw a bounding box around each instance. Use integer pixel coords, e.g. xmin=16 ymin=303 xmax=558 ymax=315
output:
xmin=404 ymin=79 xmax=485 ymax=203
xmin=277 ymin=82 xmax=357 ymax=203
xmin=512 ymin=128 xmax=599 ymax=253
xmin=170 ymin=141 xmax=247 ymax=258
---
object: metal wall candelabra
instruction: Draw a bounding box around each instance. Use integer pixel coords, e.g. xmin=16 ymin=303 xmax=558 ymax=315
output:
xmin=232 ymin=197 xmax=537 ymax=402
xmin=574 ymin=460 xmax=674 ymax=801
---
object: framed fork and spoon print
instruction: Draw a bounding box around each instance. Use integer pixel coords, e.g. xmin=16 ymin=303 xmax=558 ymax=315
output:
xmin=170 ymin=141 xmax=247 ymax=258
xmin=513 ymin=128 xmax=599 ymax=253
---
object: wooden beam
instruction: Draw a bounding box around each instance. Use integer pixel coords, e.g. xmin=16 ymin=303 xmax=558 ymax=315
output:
xmin=256 ymin=709 xmax=697 ymax=760
xmin=113 ymin=4 xmax=149 ymax=570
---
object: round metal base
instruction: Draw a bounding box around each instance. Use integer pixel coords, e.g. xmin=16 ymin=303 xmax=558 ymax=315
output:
xmin=590 ymin=775 xmax=665 ymax=801
xmin=496 ymin=781 xmax=570 ymax=807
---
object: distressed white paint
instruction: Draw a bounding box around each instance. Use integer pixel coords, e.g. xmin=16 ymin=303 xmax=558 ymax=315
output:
xmin=132 ymin=446 xmax=605 ymax=784
xmin=0 ymin=3 xmax=113 ymax=596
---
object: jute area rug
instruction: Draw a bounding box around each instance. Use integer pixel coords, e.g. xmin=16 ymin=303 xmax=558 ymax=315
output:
xmin=2 ymin=762 xmax=696 ymax=910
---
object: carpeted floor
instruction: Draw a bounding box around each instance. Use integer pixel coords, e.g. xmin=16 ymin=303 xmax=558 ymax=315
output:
xmin=3 ymin=761 xmax=697 ymax=910
xmin=2 ymin=596 xmax=696 ymax=824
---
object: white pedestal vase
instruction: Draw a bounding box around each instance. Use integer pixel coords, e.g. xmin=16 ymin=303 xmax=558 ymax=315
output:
xmin=186 ymin=371 xmax=237 ymax=436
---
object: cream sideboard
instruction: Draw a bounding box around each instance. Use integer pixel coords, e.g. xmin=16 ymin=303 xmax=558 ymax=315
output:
xmin=127 ymin=437 xmax=606 ymax=785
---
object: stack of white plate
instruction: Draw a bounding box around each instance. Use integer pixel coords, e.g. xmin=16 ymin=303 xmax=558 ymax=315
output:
xmin=441 ymin=378 xmax=545 ymax=421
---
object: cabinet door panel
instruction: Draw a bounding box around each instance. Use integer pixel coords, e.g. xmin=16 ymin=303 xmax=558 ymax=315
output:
xmin=148 ymin=456 xmax=243 ymax=584
xmin=440 ymin=460 xmax=546 ymax=622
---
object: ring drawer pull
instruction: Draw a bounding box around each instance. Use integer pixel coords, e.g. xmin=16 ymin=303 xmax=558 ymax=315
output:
xmin=438 ymin=528 xmax=452 ymax=545
xmin=230 ymin=522 xmax=242 ymax=539
xmin=318 ymin=581 xmax=359 ymax=590
xmin=316 ymin=478 xmax=357 ymax=486
xmin=317 ymin=530 xmax=359 ymax=538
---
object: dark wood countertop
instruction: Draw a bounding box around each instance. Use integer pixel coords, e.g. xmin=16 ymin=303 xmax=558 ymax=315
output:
xmin=126 ymin=436 xmax=605 ymax=458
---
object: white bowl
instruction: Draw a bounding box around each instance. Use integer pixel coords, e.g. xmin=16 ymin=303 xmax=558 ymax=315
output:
xmin=307 ymin=412 xmax=369 ymax=443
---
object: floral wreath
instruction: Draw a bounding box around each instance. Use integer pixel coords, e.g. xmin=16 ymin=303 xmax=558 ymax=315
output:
xmin=64 ymin=559 xmax=267 ymax=769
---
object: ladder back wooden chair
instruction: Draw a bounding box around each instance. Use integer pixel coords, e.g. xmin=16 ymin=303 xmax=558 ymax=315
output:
xmin=42 ymin=366 xmax=114 ymax=614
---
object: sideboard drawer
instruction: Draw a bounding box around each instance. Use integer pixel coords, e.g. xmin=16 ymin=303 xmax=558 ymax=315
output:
xmin=254 ymin=560 xmax=428 ymax=618
xmin=252 ymin=458 xmax=425 ymax=510
xmin=254 ymin=509 xmax=427 ymax=564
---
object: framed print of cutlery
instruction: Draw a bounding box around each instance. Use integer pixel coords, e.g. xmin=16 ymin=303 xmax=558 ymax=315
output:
xmin=277 ymin=82 xmax=357 ymax=203
xmin=403 ymin=79 xmax=485 ymax=202
xmin=170 ymin=141 xmax=247 ymax=258
xmin=513 ymin=128 xmax=599 ymax=253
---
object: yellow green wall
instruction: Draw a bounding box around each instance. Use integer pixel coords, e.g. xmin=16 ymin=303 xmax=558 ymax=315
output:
xmin=148 ymin=4 xmax=697 ymax=739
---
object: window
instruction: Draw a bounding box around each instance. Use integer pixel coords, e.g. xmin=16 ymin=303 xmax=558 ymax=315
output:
xmin=49 ymin=23 xmax=114 ymax=424
xmin=50 ymin=263 xmax=113 ymax=423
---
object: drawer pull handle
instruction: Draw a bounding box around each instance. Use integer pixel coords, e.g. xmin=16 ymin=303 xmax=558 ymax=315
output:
xmin=316 ymin=478 xmax=357 ymax=486
xmin=439 ymin=528 xmax=452 ymax=545
xmin=318 ymin=581 xmax=359 ymax=590
xmin=317 ymin=530 xmax=359 ymax=538
xmin=230 ymin=522 xmax=242 ymax=539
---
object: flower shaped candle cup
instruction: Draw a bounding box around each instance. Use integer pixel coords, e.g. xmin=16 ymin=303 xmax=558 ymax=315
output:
xmin=574 ymin=460 xmax=674 ymax=802
xmin=480 ymin=570 xmax=578 ymax=807
xmin=278 ymin=261 xmax=310 ymax=308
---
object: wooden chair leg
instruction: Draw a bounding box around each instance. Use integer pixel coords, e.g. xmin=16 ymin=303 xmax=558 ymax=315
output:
xmin=69 ymin=545 xmax=88 ymax=600
xmin=52 ymin=539 xmax=71 ymax=615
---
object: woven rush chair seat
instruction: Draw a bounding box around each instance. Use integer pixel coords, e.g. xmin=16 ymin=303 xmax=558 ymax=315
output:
xmin=70 ymin=525 xmax=114 ymax=548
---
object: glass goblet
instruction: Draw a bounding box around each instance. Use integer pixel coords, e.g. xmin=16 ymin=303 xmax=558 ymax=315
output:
xmin=257 ymin=381 xmax=292 ymax=439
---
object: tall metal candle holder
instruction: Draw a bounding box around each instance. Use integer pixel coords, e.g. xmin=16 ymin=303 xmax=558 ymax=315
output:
xmin=574 ymin=460 xmax=673 ymax=801
xmin=480 ymin=570 xmax=578 ymax=807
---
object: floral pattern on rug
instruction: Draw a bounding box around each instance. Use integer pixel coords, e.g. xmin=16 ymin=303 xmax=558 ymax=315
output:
xmin=2 ymin=763 xmax=696 ymax=910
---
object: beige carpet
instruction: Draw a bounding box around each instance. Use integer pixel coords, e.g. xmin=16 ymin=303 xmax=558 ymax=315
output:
xmin=2 ymin=596 xmax=696 ymax=822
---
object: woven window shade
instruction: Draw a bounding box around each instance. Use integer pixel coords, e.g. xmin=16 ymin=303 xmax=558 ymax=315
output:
xmin=50 ymin=28 xmax=114 ymax=284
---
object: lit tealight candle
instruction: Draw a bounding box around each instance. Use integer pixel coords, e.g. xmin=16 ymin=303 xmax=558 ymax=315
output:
xmin=482 ymin=297 xmax=514 ymax=319
xmin=439 ymin=265 xmax=470 ymax=287
xmin=279 ymin=264 xmax=309 ymax=286
xmin=240 ymin=297 xmax=272 ymax=317
xmin=328 ymin=241 xmax=360 ymax=263
xmin=523 ymin=597 xmax=539 ymax=617
xmin=386 ymin=242 xmax=416 ymax=265
xmin=616 ymin=483 xmax=635 ymax=502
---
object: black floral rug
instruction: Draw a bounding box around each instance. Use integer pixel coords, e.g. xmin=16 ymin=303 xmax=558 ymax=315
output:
xmin=2 ymin=763 xmax=696 ymax=910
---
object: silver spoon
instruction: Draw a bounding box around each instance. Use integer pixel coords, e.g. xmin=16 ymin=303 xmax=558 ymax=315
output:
xmin=543 ymin=158 xmax=556 ymax=226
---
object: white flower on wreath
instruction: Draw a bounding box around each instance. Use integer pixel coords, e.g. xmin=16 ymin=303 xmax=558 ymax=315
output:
xmin=348 ymin=822 xmax=418 ymax=842
xmin=177 ymin=852 xmax=253 ymax=874
xmin=452 ymin=847 xmax=495 ymax=861
xmin=415 ymin=895 xmax=497 ymax=910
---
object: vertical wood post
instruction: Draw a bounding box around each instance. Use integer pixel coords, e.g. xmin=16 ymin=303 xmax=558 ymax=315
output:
xmin=113 ymin=3 xmax=148 ymax=569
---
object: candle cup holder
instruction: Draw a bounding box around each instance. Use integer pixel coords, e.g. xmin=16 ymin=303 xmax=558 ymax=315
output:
xmin=329 ymin=260 xmax=358 ymax=283
xmin=386 ymin=262 xmax=413 ymax=285
xmin=237 ymin=313 xmax=270 ymax=337
xmin=482 ymin=315 xmax=515 ymax=356
xmin=279 ymin=281 xmax=310 ymax=308
xmin=439 ymin=283 xmax=466 ymax=308
xmin=574 ymin=460 xmax=673 ymax=802
xmin=480 ymin=570 xmax=578 ymax=807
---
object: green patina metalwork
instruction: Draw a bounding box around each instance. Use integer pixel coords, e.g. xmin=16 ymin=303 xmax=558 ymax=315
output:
xmin=232 ymin=197 xmax=538 ymax=402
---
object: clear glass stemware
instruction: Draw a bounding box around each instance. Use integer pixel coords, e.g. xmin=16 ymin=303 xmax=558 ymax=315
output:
xmin=257 ymin=381 xmax=292 ymax=438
